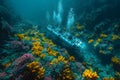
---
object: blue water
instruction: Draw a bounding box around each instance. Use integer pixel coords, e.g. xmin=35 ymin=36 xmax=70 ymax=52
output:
xmin=0 ymin=0 xmax=120 ymax=80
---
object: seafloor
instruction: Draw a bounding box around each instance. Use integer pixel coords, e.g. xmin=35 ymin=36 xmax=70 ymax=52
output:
xmin=0 ymin=0 xmax=120 ymax=80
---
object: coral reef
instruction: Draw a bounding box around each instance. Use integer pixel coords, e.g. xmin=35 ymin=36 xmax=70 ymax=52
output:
xmin=0 ymin=0 xmax=120 ymax=80
xmin=26 ymin=61 xmax=45 ymax=80
xmin=82 ymin=68 xmax=99 ymax=80
xmin=0 ymin=26 xmax=84 ymax=80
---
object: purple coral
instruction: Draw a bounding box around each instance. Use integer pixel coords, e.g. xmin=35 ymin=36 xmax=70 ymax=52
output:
xmin=6 ymin=53 xmax=36 ymax=80
xmin=75 ymin=62 xmax=85 ymax=73
xmin=12 ymin=53 xmax=35 ymax=75
xmin=14 ymin=53 xmax=35 ymax=66
xmin=9 ymin=40 xmax=29 ymax=50
xmin=0 ymin=72 xmax=6 ymax=79
xmin=44 ymin=76 xmax=52 ymax=80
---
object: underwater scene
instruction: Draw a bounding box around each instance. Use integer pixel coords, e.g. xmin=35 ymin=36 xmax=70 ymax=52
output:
xmin=0 ymin=0 xmax=120 ymax=80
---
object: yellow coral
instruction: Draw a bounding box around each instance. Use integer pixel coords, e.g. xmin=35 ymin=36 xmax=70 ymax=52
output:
xmin=115 ymin=71 xmax=120 ymax=77
xmin=111 ymin=56 xmax=120 ymax=64
xmin=15 ymin=34 xmax=24 ymax=40
xmin=75 ymin=33 xmax=80 ymax=37
xmin=88 ymin=39 xmax=94 ymax=43
xmin=76 ymin=24 xmax=84 ymax=30
xmin=103 ymin=77 xmax=115 ymax=80
xmin=112 ymin=34 xmax=120 ymax=40
xmin=47 ymin=47 xmax=58 ymax=56
xmin=58 ymin=56 xmax=68 ymax=64
xmin=3 ymin=62 xmax=11 ymax=68
xmin=62 ymin=68 xmax=75 ymax=80
xmin=63 ymin=60 xmax=68 ymax=64
xmin=94 ymin=42 xmax=99 ymax=47
xmin=99 ymin=50 xmax=106 ymax=54
xmin=58 ymin=56 xmax=65 ymax=62
xmin=32 ymin=41 xmax=40 ymax=46
xmin=97 ymin=38 xmax=102 ymax=42
xmin=39 ymin=33 xmax=44 ymax=37
xmin=27 ymin=61 xmax=39 ymax=69
xmin=24 ymin=36 xmax=30 ymax=41
xmin=82 ymin=68 xmax=99 ymax=80
xmin=108 ymin=77 xmax=115 ymax=80
xmin=93 ymin=38 xmax=102 ymax=47
xmin=77 ymin=25 xmax=82 ymax=30
xmin=27 ymin=61 xmax=45 ymax=79
xmin=100 ymin=34 xmax=108 ymax=38
xmin=69 ymin=56 xmax=75 ymax=61
xmin=30 ymin=30 xmax=35 ymax=35
xmin=42 ymin=37 xmax=47 ymax=42
xmin=50 ymin=58 xmax=58 ymax=65
xmin=40 ymin=54 xmax=46 ymax=58
xmin=32 ymin=37 xmax=40 ymax=41
xmin=50 ymin=56 xmax=67 ymax=65
xmin=42 ymin=37 xmax=56 ymax=46
xmin=47 ymin=47 xmax=52 ymax=52
xmin=32 ymin=45 xmax=43 ymax=51
xmin=48 ymin=40 xmax=56 ymax=46
xmin=48 ymin=51 xmax=58 ymax=56
xmin=31 ymin=41 xmax=44 ymax=56
xmin=108 ymin=46 xmax=113 ymax=51
xmin=32 ymin=51 xmax=41 ymax=55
